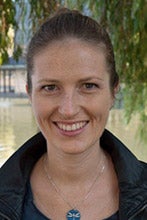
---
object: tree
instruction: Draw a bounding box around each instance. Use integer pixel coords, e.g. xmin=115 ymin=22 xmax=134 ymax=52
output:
xmin=0 ymin=0 xmax=146 ymax=141
xmin=0 ymin=0 xmax=16 ymax=63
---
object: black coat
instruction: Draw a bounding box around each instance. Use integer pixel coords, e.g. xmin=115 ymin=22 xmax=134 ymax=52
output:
xmin=0 ymin=130 xmax=147 ymax=220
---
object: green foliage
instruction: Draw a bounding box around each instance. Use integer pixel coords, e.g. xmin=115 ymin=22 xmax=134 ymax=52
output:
xmin=13 ymin=44 xmax=22 ymax=61
xmin=0 ymin=0 xmax=16 ymax=64
xmin=0 ymin=0 xmax=146 ymax=140
xmin=28 ymin=0 xmax=61 ymax=32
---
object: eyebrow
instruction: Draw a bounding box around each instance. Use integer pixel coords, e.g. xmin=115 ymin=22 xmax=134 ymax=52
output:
xmin=37 ymin=76 xmax=104 ymax=84
xmin=37 ymin=79 xmax=60 ymax=84
xmin=78 ymin=77 xmax=104 ymax=82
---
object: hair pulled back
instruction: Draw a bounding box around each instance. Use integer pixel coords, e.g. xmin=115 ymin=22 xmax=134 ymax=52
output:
xmin=27 ymin=8 xmax=119 ymax=93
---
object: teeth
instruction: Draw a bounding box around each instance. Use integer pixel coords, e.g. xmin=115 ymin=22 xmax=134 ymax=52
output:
xmin=57 ymin=122 xmax=87 ymax=131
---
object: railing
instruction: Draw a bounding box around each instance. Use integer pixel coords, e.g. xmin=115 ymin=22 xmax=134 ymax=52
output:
xmin=0 ymin=65 xmax=26 ymax=96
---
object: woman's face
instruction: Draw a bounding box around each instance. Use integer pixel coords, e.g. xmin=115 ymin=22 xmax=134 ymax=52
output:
xmin=28 ymin=38 xmax=115 ymax=155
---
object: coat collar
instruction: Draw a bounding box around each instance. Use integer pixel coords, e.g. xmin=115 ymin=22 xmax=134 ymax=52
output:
xmin=0 ymin=130 xmax=147 ymax=220
xmin=100 ymin=130 xmax=147 ymax=219
xmin=0 ymin=132 xmax=46 ymax=219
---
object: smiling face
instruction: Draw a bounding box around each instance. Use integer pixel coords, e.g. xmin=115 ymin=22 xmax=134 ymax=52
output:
xmin=28 ymin=38 xmax=115 ymax=155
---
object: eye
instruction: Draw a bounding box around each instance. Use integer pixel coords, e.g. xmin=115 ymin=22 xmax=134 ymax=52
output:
xmin=83 ymin=83 xmax=98 ymax=90
xmin=80 ymin=82 xmax=100 ymax=94
xmin=42 ymin=85 xmax=58 ymax=92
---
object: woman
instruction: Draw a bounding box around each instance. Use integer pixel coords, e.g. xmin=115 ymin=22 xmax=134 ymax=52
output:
xmin=0 ymin=8 xmax=146 ymax=220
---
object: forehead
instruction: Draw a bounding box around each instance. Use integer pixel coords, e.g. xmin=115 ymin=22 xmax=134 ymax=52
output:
xmin=34 ymin=37 xmax=106 ymax=62
xmin=32 ymin=38 xmax=109 ymax=81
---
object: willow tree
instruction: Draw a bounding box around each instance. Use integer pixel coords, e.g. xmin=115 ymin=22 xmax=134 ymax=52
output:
xmin=0 ymin=0 xmax=146 ymax=140
xmin=0 ymin=0 xmax=16 ymax=63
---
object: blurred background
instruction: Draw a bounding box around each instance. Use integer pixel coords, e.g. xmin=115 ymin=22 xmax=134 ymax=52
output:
xmin=0 ymin=0 xmax=146 ymax=166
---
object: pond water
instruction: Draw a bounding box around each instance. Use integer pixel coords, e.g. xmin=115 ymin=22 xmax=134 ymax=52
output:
xmin=0 ymin=98 xmax=146 ymax=166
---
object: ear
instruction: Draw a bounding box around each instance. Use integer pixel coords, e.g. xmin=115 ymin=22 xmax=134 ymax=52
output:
xmin=25 ymin=84 xmax=32 ymax=103
xmin=110 ymin=83 xmax=120 ymax=110
xmin=114 ymin=83 xmax=120 ymax=95
xmin=112 ymin=83 xmax=120 ymax=99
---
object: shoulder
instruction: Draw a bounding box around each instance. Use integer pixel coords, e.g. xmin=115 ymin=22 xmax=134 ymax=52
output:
xmin=0 ymin=132 xmax=47 ymax=192
xmin=0 ymin=132 xmax=47 ymax=219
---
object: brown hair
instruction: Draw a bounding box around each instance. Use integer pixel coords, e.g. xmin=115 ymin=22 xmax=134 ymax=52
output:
xmin=26 ymin=8 xmax=119 ymax=93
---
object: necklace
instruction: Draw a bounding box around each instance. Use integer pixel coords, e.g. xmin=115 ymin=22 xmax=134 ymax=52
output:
xmin=43 ymin=154 xmax=105 ymax=220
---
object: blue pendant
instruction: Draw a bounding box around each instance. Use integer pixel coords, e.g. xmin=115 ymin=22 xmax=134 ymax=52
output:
xmin=66 ymin=209 xmax=81 ymax=220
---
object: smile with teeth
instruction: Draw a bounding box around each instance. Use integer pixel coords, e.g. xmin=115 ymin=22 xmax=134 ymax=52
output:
xmin=56 ymin=121 xmax=88 ymax=131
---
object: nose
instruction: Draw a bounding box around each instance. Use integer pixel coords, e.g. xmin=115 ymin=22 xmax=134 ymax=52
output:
xmin=58 ymin=92 xmax=80 ymax=119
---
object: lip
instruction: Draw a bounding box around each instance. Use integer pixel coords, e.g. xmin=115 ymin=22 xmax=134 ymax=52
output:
xmin=53 ymin=121 xmax=89 ymax=136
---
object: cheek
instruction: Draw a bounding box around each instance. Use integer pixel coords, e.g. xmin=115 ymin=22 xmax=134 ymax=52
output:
xmin=31 ymin=99 xmax=47 ymax=119
xmin=90 ymin=94 xmax=113 ymax=114
xmin=32 ymin=99 xmax=58 ymax=125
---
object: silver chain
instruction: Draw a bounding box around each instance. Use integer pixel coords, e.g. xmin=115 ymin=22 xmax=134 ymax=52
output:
xmin=43 ymin=154 xmax=105 ymax=210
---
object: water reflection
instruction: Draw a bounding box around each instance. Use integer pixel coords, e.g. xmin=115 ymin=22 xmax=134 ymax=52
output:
xmin=0 ymin=98 xmax=37 ymax=166
xmin=0 ymin=98 xmax=146 ymax=166
xmin=107 ymin=110 xmax=147 ymax=162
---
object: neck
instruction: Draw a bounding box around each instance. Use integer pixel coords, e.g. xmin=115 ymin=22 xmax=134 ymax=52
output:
xmin=45 ymin=143 xmax=105 ymax=185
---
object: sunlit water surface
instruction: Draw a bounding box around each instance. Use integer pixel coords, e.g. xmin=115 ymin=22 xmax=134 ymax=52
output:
xmin=0 ymin=98 xmax=146 ymax=166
